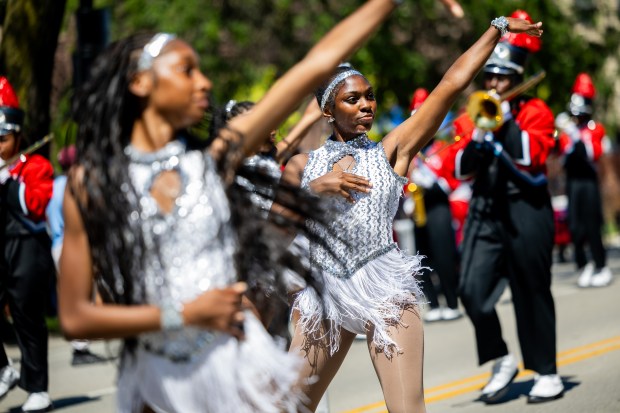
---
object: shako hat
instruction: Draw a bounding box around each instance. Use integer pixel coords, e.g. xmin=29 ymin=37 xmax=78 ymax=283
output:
xmin=569 ymin=73 xmax=595 ymax=116
xmin=484 ymin=10 xmax=541 ymax=76
xmin=0 ymin=77 xmax=24 ymax=135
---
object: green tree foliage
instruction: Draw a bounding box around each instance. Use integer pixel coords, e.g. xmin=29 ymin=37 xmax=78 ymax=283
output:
xmin=9 ymin=0 xmax=618 ymax=149
xmin=83 ymin=0 xmax=616 ymax=136
xmin=0 ymin=0 xmax=67 ymax=147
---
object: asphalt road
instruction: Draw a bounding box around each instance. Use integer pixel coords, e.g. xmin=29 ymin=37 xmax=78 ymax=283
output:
xmin=1 ymin=248 xmax=619 ymax=413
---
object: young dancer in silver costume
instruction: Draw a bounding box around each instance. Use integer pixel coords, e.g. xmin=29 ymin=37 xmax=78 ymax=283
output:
xmin=57 ymin=1 xmax=412 ymax=411
xmin=283 ymin=15 xmax=543 ymax=413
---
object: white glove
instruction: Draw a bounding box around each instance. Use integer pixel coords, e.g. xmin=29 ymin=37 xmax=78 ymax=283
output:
xmin=472 ymin=128 xmax=484 ymax=143
xmin=410 ymin=165 xmax=436 ymax=189
xmin=555 ymin=112 xmax=580 ymax=142
xmin=472 ymin=128 xmax=494 ymax=144
xmin=501 ymin=100 xmax=513 ymax=122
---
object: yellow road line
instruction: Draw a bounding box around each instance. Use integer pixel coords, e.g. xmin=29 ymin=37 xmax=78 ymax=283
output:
xmin=558 ymin=343 xmax=620 ymax=367
xmin=341 ymin=336 xmax=620 ymax=413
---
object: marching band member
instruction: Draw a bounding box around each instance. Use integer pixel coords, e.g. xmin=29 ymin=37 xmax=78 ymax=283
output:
xmin=446 ymin=10 xmax=564 ymax=404
xmin=556 ymin=73 xmax=613 ymax=287
xmin=0 ymin=76 xmax=54 ymax=412
xmin=409 ymin=89 xmax=464 ymax=322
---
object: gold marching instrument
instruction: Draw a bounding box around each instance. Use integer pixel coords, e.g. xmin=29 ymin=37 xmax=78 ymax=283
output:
xmin=466 ymin=70 xmax=547 ymax=131
xmin=408 ymin=72 xmax=547 ymax=227
xmin=406 ymin=182 xmax=427 ymax=227
xmin=418 ymin=71 xmax=547 ymax=162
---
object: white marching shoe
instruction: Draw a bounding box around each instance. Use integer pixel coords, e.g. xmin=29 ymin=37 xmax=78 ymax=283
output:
xmin=441 ymin=307 xmax=463 ymax=321
xmin=577 ymin=263 xmax=594 ymax=288
xmin=21 ymin=391 xmax=53 ymax=412
xmin=527 ymin=374 xmax=564 ymax=403
xmin=0 ymin=364 xmax=19 ymax=400
xmin=479 ymin=354 xmax=518 ymax=403
xmin=590 ymin=267 xmax=613 ymax=287
xmin=423 ymin=307 xmax=443 ymax=322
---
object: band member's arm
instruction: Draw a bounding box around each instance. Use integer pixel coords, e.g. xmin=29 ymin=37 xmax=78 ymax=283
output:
xmin=275 ymin=98 xmax=323 ymax=164
xmin=501 ymin=98 xmax=555 ymax=173
xmin=581 ymin=123 xmax=608 ymax=161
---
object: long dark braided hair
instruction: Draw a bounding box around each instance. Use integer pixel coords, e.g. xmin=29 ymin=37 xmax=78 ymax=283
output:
xmin=71 ymin=33 xmax=343 ymax=342
xmin=71 ymin=33 xmax=155 ymax=307
xmin=213 ymin=100 xmax=347 ymax=338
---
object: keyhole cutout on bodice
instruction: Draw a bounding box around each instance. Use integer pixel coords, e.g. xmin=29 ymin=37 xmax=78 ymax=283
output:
xmin=332 ymin=155 xmax=356 ymax=172
xmin=149 ymin=170 xmax=182 ymax=214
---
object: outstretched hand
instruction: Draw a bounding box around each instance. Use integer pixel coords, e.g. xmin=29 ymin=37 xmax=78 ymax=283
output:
xmin=438 ymin=0 xmax=464 ymax=18
xmin=301 ymin=96 xmax=323 ymax=120
xmin=507 ymin=18 xmax=543 ymax=37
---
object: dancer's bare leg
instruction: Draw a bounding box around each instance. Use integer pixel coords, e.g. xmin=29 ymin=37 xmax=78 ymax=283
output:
xmin=289 ymin=309 xmax=356 ymax=412
xmin=367 ymin=306 xmax=426 ymax=413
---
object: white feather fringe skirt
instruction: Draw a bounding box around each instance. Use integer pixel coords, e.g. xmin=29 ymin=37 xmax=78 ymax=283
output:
xmin=293 ymin=246 xmax=425 ymax=358
xmin=116 ymin=312 xmax=303 ymax=413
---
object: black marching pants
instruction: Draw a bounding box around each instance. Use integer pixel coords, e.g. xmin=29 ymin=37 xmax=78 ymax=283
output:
xmin=459 ymin=195 xmax=557 ymax=375
xmin=0 ymin=234 xmax=52 ymax=392
xmin=414 ymin=186 xmax=460 ymax=309
xmin=567 ymin=178 xmax=606 ymax=269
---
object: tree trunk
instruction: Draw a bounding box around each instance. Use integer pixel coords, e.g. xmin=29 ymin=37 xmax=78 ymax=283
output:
xmin=0 ymin=0 xmax=67 ymax=151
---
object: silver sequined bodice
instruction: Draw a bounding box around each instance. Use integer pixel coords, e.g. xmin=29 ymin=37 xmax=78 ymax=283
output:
xmin=301 ymin=135 xmax=407 ymax=278
xmin=125 ymin=140 xmax=236 ymax=361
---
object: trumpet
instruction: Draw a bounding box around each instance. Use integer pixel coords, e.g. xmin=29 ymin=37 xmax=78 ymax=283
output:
xmin=417 ymin=71 xmax=547 ymax=162
xmin=466 ymin=71 xmax=546 ymax=131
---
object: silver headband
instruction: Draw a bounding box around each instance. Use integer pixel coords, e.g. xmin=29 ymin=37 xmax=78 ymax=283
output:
xmin=320 ymin=70 xmax=363 ymax=111
xmin=137 ymin=33 xmax=177 ymax=71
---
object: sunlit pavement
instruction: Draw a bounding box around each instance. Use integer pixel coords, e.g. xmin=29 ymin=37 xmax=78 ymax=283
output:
xmin=1 ymin=248 xmax=619 ymax=413
xmin=330 ymin=247 xmax=620 ymax=413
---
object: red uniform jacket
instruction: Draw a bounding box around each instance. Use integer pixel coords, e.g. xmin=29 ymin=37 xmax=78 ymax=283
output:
xmin=558 ymin=121 xmax=607 ymax=161
xmin=446 ymin=97 xmax=555 ymax=187
xmin=2 ymin=153 xmax=54 ymax=235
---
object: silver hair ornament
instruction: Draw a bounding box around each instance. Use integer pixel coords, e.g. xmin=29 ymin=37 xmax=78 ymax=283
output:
xmin=137 ymin=33 xmax=177 ymax=72
xmin=320 ymin=70 xmax=363 ymax=112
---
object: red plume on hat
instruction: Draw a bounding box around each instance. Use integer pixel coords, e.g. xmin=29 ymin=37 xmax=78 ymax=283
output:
xmin=409 ymin=88 xmax=429 ymax=112
xmin=502 ymin=10 xmax=541 ymax=53
xmin=0 ymin=76 xmax=24 ymax=134
xmin=572 ymin=73 xmax=595 ymax=99
xmin=0 ymin=77 xmax=20 ymax=109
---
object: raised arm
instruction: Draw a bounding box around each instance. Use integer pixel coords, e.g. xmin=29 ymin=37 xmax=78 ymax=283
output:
xmin=227 ymin=0 xmax=401 ymax=157
xmin=275 ymin=98 xmax=323 ymax=164
xmin=383 ymin=17 xmax=542 ymax=177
